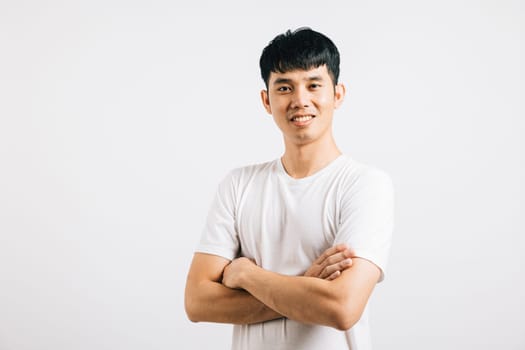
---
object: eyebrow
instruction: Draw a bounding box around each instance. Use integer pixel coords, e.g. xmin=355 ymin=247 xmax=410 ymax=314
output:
xmin=272 ymin=75 xmax=325 ymax=86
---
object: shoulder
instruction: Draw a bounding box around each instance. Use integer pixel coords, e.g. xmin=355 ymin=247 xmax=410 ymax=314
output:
xmin=337 ymin=156 xmax=394 ymax=196
xmin=218 ymin=159 xmax=278 ymax=188
xmin=232 ymin=159 xmax=276 ymax=175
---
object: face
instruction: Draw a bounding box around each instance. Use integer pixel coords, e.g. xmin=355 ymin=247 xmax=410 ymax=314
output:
xmin=261 ymin=65 xmax=345 ymax=147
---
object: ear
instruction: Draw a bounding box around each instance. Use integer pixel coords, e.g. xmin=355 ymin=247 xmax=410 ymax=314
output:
xmin=260 ymin=89 xmax=272 ymax=115
xmin=334 ymin=83 xmax=346 ymax=109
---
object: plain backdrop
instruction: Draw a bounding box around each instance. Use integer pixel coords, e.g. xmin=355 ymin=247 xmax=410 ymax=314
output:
xmin=0 ymin=1 xmax=523 ymax=349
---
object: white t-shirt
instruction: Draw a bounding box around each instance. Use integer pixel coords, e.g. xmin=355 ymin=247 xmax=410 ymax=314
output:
xmin=196 ymin=155 xmax=394 ymax=350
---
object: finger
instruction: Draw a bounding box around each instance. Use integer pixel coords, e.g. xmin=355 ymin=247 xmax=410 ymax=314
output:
xmin=324 ymin=251 xmax=352 ymax=266
xmin=313 ymin=244 xmax=347 ymax=265
xmin=326 ymin=270 xmax=341 ymax=281
xmin=317 ymin=244 xmax=347 ymax=264
xmin=320 ymin=258 xmax=353 ymax=279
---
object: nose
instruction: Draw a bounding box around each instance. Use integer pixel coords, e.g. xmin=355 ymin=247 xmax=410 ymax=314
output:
xmin=290 ymin=86 xmax=310 ymax=109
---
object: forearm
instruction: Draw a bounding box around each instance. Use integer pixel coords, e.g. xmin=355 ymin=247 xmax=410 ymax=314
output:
xmin=185 ymin=246 xmax=358 ymax=327
xmin=185 ymin=278 xmax=282 ymax=324
xmin=238 ymin=265 xmax=350 ymax=329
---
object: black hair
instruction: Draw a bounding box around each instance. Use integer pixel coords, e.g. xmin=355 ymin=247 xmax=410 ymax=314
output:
xmin=259 ymin=27 xmax=340 ymax=88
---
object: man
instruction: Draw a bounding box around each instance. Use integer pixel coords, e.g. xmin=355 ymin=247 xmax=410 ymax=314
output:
xmin=185 ymin=27 xmax=394 ymax=349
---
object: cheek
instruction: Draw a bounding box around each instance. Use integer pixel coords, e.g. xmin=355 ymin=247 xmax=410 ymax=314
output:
xmin=316 ymin=92 xmax=335 ymax=107
xmin=272 ymin=115 xmax=288 ymax=130
xmin=270 ymin=99 xmax=288 ymax=113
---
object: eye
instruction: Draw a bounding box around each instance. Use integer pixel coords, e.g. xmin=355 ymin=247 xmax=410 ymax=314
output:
xmin=277 ymin=86 xmax=291 ymax=92
xmin=310 ymin=83 xmax=322 ymax=89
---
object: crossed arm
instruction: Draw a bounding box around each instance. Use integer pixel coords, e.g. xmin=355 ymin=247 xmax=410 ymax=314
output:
xmin=185 ymin=244 xmax=381 ymax=330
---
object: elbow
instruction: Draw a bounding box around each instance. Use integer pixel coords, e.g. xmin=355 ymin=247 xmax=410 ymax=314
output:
xmin=185 ymin=307 xmax=200 ymax=323
xmin=184 ymin=299 xmax=198 ymax=323
xmin=186 ymin=314 xmax=200 ymax=324
xmin=331 ymin=304 xmax=362 ymax=331
xmin=334 ymin=315 xmax=357 ymax=331
xmin=184 ymin=290 xmax=202 ymax=323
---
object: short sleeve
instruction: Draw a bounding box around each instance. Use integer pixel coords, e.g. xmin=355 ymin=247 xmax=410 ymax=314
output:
xmin=195 ymin=171 xmax=240 ymax=261
xmin=334 ymin=167 xmax=394 ymax=282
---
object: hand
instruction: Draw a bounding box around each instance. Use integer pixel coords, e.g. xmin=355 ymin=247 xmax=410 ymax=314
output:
xmin=222 ymin=257 xmax=256 ymax=289
xmin=304 ymin=244 xmax=356 ymax=281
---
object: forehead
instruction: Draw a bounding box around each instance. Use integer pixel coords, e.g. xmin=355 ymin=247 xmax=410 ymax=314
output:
xmin=268 ymin=65 xmax=331 ymax=85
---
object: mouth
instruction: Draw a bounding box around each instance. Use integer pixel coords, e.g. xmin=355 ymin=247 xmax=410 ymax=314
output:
xmin=290 ymin=114 xmax=315 ymax=123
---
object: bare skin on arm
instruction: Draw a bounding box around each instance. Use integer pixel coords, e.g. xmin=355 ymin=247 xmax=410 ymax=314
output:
xmin=304 ymin=244 xmax=355 ymax=280
xmin=222 ymin=256 xmax=380 ymax=331
xmin=184 ymin=244 xmax=355 ymax=324
xmin=185 ymin=253 xmax=280 ymax=324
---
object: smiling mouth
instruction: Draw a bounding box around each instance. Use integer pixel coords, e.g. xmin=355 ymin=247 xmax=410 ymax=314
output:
xmin=290 ymin=115 xmax=315 ymax=122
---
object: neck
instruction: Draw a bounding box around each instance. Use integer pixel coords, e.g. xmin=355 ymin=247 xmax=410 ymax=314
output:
xmin=281 ymin=136 xmax=341 ymax=179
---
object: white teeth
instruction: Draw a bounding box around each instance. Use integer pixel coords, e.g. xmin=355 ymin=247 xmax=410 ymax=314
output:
xmin=292 ymin=115 xmax=313 ymax=122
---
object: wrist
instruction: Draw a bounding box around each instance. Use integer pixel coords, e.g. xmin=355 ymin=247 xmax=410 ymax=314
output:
xmin=238 ymin=259 xmax=257 ymax=287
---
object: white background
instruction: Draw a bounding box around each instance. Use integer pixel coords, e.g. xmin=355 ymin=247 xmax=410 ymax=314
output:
xmin=0 ymin=1 xmax=523 ymax=349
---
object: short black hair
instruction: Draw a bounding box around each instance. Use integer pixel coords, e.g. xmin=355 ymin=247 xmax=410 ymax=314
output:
xmin=259 ymin=27 xmax=340 ymax=88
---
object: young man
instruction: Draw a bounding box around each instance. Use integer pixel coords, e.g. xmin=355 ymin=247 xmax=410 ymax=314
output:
xmin=185 ymin=27 xmax=394 ymax=350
